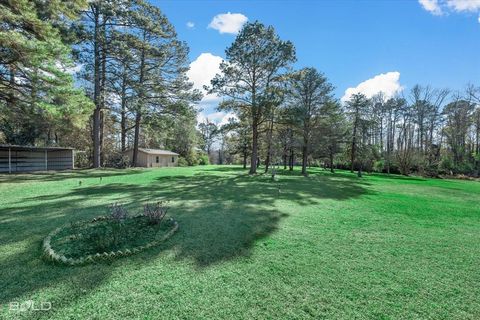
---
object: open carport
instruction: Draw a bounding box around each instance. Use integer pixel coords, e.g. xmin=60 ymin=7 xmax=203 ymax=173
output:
xmin=0 ymin=144 xmax=74 ymax=173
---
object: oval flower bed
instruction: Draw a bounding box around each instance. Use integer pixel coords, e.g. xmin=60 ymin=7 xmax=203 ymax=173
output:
xmin=43 ymin=215 xmax=178 ymax=266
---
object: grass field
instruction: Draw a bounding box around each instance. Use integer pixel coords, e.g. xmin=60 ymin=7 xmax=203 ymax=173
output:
xmin=1 ymin=165 xmax=479 ymax=319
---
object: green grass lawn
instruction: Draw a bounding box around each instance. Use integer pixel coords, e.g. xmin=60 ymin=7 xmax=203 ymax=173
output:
xmin=1 ymin=165 xmax=479 ymax=319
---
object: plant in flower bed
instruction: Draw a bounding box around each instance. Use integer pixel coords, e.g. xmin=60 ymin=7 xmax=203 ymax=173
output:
xmin=144 ymin=201 xmax=169 ymax=225
xmin=43 ymin=201 xmax=178 ymax=265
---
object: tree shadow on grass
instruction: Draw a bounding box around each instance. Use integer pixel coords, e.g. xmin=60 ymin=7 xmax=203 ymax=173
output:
xmin=0 ymin=240 xmax=114 ymax=316
xmin=369 ymin=172 xmax=427 ymax=182
xmin=166 ymin=203 xmax=284 ymax=267
xmin=0 ymin=197 xmax=122 ymax=315
xmin=197 ymin=165 xmax=249 ymax=173
xmin=0 ymin=166 xmax=373 ymax=311
xmin=0 ymin=168 xmax=144 ymax=184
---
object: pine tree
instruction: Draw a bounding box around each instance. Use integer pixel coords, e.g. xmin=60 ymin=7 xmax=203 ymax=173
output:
xmin=285 ymin=67 xmax=334 ymax=176
xmin=209 ymin=21 xmax=296 ymax=174
xmin=0 ymin=0 xmax=92 ymax=145
xmin=345 ymin=93 xmax=370 ymax=174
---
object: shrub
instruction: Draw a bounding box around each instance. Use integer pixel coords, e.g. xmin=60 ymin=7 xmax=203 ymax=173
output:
xmin=424 ymin=163 xmax=440 ymax=177
xmin=440 ymin=156 xmax=454 ymax=174
xmin=183 ymin=150 xmax=199 ymax=166
xmin=74 ymin=151 xmax=90 ymax=168
xmin=177 ymin=156 xmax=189 ymax=167
xmin=105 ymin=152 xmax=130 ymax=168
xmin=106 ymin=203 xmax=129 ymax=247
xmin=457 ymin=161 xmax=474 ymax=175
xmin=310 ymin=159 xmax=322 ymax=167
xmin=144 ymin=201 xmax=169 ymax=225
xmin=198 ymin=154 xmax=210 ymax=165
xmin=108 ymin=203 xmax=128 ymax=222
xmin=373 ymin=160 xmax=384 ymax=173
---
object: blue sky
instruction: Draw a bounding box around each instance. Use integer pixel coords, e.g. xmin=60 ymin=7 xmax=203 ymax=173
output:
xmin=152 ymin=0 xmax=480 ymax=124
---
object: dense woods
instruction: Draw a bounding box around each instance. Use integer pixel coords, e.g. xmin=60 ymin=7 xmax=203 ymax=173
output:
xmin=1 ymin=0 xmax=479 ymax=176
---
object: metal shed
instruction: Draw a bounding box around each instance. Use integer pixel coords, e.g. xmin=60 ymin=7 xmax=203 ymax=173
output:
xmin=0 ymin=145 xmax=74 ymax=173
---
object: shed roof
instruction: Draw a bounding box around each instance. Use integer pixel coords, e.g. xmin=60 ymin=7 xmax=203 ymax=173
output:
xmin=128 ymin=148 xmax=179 ymax=156
xmin=0 ymin=144 xmax=73 ymax=152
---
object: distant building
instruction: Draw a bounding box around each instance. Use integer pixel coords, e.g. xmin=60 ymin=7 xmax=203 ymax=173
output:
xmin=0 ymin=144 xmax=74 ymax=173
xmin=123 ymin=148 xmax=179 ymax=168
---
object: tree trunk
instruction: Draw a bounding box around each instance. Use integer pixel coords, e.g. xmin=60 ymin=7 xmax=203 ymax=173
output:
xmin=329 ymin=149 xmax=334 ymax=173
xmin=120 ymin=95 xmax=126 ymax=152
xmin=379 ymin=118 xmax=383 ymax=152
xmin=350 ymin=115 xmax=358 ymax=173
xmin=92 ymin=5 xmax=101 ymax=168
xmin=301 ymin=135 xmax=308 ymax=176
xmin=242 ymin=150 xmax=247 ymax=169
xmin=289 ymin=148 xmax=294 ymax=171
xmin=99 ymin=110 xmax=104 ymax=166
xmin=249 ymin=121 xmax=258 ymax=174
xmin=476 ymin=117 xmax=480 ymax=175
xmin=271 ymin=163 xmax=276 ymax=180
xmin=99 ymin=23 xmax=107 ymax=166
xmin=264 ymin=154 xmax=270 ymax=173
xmin=133 ymin=35 xmax=146 ymax=168
xmin=7 ymin=66 xmax=15 ymax=110
xmin=386 ymin=154 xmax=390 ymax=174
xmin=132 ymin=112 xmax=141 ymax=167
xmin=93 ymin=109 xmax=101 ymax=167
xmin=264 ymin=115 xmax=274 ymax=173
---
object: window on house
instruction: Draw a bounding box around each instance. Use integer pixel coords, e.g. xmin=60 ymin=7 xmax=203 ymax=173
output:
xmin=171 ymin=156 xmax=175 ymax=163
xmin=156 ymin=156 xmax=159 ymax=163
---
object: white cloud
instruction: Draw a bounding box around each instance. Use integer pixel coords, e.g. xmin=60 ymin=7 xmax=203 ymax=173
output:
xmin=419 ymin=0 xmax=480 ymax=21
xmin=447 ymin=0 xmax=480 ymax=12
xmin=419 ymin=0 xmax=443 ymax=15
xmin=208 ymin=12 xmax=248 ymax=34
xmin=186 ymin=21 xmax=195 ymax=28
xmin=55 ymin=61 xmax=83 ymax=75
xmin=187 ymin=52 xmax=223 ymax=104
xmin=196 ymin=112 xmax=207 ymax=125
xmin=188 ymin=53 xmax=240 ymax=128
xmin=65 ymin=64 xmax=83 ymax=75
xmin=341 ymin=71 xmax=403 ymax=102
xmin=200 ymin=111 xmax=225 ymax=123
xmin=197 ymin=111 xmax=238 ymax=128
xmin=218 ymin=112 xmax=238 ymax=127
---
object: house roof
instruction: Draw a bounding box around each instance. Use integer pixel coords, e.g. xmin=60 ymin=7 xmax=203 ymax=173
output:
xmin=135 ymin=148 xmax=179 ymax=156
xmin=0 ymin=144 xmax=73 ymax=152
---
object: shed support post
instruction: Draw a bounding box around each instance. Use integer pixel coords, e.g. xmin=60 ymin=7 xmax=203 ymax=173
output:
xmin=8 ymin=147 xmax=11 ymax=174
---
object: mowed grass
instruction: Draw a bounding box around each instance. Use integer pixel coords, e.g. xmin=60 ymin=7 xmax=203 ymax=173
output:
xmin=0 ymin=165 xmax=479 ymax=319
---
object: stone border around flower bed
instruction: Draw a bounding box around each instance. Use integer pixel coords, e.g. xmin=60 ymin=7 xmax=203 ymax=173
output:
xmin=42 ymin=216 xmax=179 ymax=266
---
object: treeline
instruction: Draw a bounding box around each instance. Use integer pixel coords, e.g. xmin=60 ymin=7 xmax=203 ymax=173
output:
xmin=1 ymin=0 xmax=201 ymax=168
xmin=215 ymin=83 xmax=480 ymax=177
xmin=202 ymin=22 xmax=480 ymax=177
xmin=1 ymin=1 xmax=479 ymax=177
